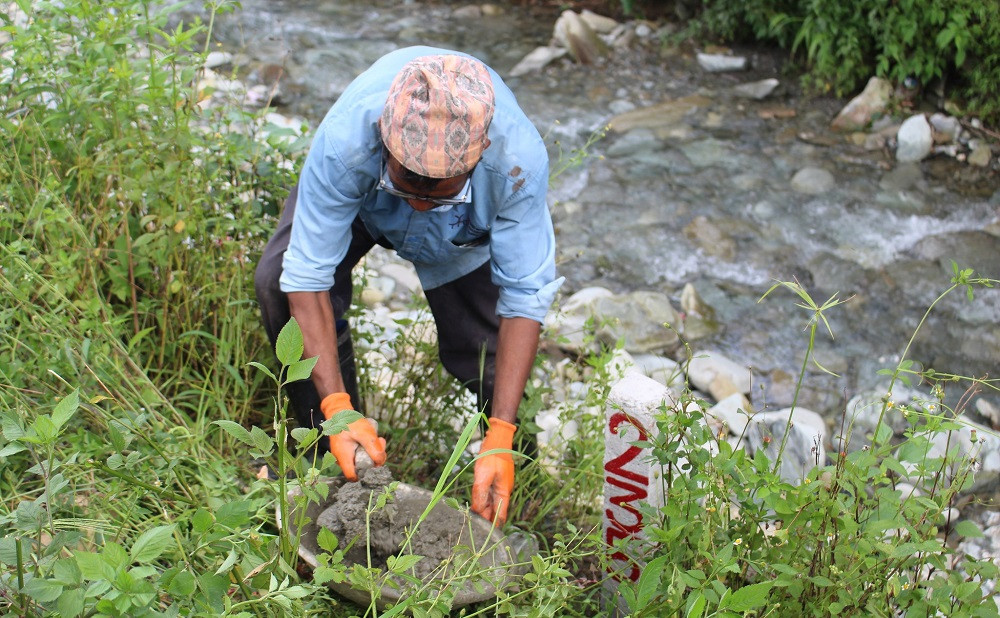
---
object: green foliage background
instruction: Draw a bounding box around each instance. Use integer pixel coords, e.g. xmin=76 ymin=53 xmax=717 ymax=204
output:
xmin=688 ymin=0 xmax=1000 ymax=122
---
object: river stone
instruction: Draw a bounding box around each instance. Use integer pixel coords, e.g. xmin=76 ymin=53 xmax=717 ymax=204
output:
xmin=451 ymin=5 xmax=482 ymax=19
xmin=634 ymin=354 xmax=686 ymax=389
xmin=929 ymin=113 xmax=962 ymax=144
xmin=896 ymin=114 xmax=933 ymax=162
xmin=742 ymin=412 xmax=827 ymax=483
xmin=790 ymin=167 xmax=835 ymax=194
xmin=696 ymin=53 xmax=747 ymax=72
xmin=687 ymin=351 xmax=752 ymax=395
xmin=831 ymin=76 xmax=892 ymax=132
xmin=608 ymin=95 xmax=711 ymax=132
xmin=592 ymin=291 xmax=681 ymax=354
xmin=553 ymin=10 xmax=608 ymax=64
xmin=731 ymin=78 xmax=779 ymax=100
xmin=844 ymin=384 xmax=924 ymax=452
xmin=968 ymin=142 xmax=993 ymax=167
xmin=976 ymin=398 xmax=1000 ymax=428
xmin=605 ymin=128 xmax=664 ymax=158
xmin=544 ymin=286 xmax=616 ymax=353
xmin=509 ymin=46 xmax=567 ymax=77
xmin=706 ymin=392 xmax=753 ymax=434
xmin=879 ymin=162 xmax=924 ymax=191
xmin=683 ymin=216 xmax=736 ymax=260
xmin=579 ymin=9 xmax=618 ymax=33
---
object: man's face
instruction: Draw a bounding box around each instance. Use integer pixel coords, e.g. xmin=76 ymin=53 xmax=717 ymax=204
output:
xmin=383 ymin=154 xmax=471 ymax=212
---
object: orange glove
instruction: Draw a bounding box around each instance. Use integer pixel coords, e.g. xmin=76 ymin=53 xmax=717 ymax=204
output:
xmin=471 ymin=418 xmax=516 ymax=525
xmin=320 ymin=392 xmax=386 ymax=481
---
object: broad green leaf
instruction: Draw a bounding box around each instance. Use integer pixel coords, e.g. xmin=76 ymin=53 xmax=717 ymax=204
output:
xmin=0 ymin=442 xmax=27 ymax=457
xmin=874 ymin=423 xmax=893 ymax=445
xmin=247 ymin=361 xmax=276 ymax=381
xmin=57 ymin=588 xmax=86 ymax=618
xmin=215 ymin=500 xmax=250 ymax=528
xmin=75 ymin=551 xmax=114 ymax=581
xmin=387 ymin=554 xmax=423 ymax=573
xmin=168 ymin=570 xmax=196 ymax=596
xmin=30 ymin=415 xmax=58 ymax=444
xmin=24 ymin=577 xmax=63 ymax=603
xmin=954 ymin=520 xmax=983 ymax=538
xmin=290 ymin=427 xmax=317 ymax=445
xmin=191 ymin=508 xmax=214 ymax=533
xmin=249 ymin=426 xmax=274 ymax=453
xmin=686 ymin=592 xmax=706 ymax=617
xmin=725 ymin=581 xmax=773 ymax=611
xmin=52 ymin=390 xmax=79 ymax=430
xmin=215 ymin=549 xmax=238 ymax=575
xmin=213 ymin=420 xmax=254 ymax=446
xmin=285 ymin=356 xmax=318 ymax=383
xmin=54 ymin=558 xmax=82 ymax=585
xmin=317 ymin=528 xmax=339 ymax=553
xmin=636 ymin=555 xmax=668 ymax=607
xmin=130 ymin=524 xmax=176 ymax=563
xmin=275 ymin=318 xmax=304 ymax=366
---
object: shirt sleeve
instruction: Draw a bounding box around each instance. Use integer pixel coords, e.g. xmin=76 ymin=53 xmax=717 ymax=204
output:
xmin=489 ymin=157 xmax=565 ymax=323
xmin=279 ymin=127 xmax=364 ymax=293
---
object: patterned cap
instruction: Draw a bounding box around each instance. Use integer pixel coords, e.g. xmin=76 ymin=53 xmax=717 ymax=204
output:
xmin=380 ymin=55 xmax=495 ymax=179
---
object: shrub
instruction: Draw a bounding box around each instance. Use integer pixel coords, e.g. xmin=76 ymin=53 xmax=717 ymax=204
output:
xmin=694 ymin=0 xmax=1000 ymax=123
xmin=611 ymin=272 xmax=1000 ymax=616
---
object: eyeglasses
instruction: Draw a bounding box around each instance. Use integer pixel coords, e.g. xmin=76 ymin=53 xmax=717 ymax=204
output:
xmin=378 ymin=159 xmax=473 ymax=207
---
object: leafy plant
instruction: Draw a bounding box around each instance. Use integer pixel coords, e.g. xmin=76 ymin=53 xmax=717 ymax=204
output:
xmin=610 ymin=271 xmax=999 ymax=616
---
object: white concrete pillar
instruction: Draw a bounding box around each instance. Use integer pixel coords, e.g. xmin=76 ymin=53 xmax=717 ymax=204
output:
xmin=602 ymin=372 xmax=677 ymax=612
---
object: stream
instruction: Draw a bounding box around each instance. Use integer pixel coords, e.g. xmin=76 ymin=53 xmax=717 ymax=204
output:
xmin=201 ymin=0 xmax=1000 ymax=416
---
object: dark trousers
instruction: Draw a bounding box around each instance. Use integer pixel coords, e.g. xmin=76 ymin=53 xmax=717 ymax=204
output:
xmin=253 ymin=185 xmax=499 ymax=451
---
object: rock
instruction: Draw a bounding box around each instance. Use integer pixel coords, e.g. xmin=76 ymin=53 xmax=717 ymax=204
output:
xmin=508 ymin=46 xmax=567 ymax=77
xmin=731 ymin=78 xmax=779 ymax=100
xmin=929 ymin=113 xmax=962 ymax=144
xmin=696 ymin=53 xmax=747 ymax=72
xmin=686 ymin=351 xmax=752 ymax=395
xmin=379 ymin=263 xmax=421 ymax=294
xmin=592 ymin=291 xmax=682 ymax=354
xmin=451 ymin=5 xmax=482 ymax=19
xmin=544 ymin=286 xmax=616 ymax=353
xmin=683 ymin=216 xmax=736 ymax=260
xmin=553 ymin=10 xmax=609 ymax=65
xmin=896 ymin=114 xmax=933 ymax=162
xmin=481 ymin=4 xmax=504 ymax=16
xmin=706 ymin=392 xmax=753 ymax=435
xmin=680 ymin=282 xmax=716 ymax=320
xmin=204 ymin=51 xmax=234 ymax=69
xmin=743 ymin=412 xmax=827 ymax=482
xmin=790 ymin=167 xmax=836 ymax=194
xmin=608 ymin=95 xmax=711 ymax=133
xmin=879 ymin=162 xmax=923 ymax=191
xmin=976 ymin=398 xmax=1000 ymax=428
xmin=579 ymin=9 xmax=618 ymax=34
xmin=831 ymin=77 xmax=893 ymax=131
xmin=360 ymin=287 xmax=386 ymax=307
xmin=630 ymin=354 xmax=685 ymax=389
xmin=968 ymin=141 xmax=993 ymax=167
xmin=844 ymin=384 xmax=924 ymax=452
xmin=709 ymin=374 xmax=743 ymax=402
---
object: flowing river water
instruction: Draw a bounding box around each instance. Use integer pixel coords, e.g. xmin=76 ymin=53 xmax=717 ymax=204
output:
xmin=203 ymin=0 xmax=999 ymax=416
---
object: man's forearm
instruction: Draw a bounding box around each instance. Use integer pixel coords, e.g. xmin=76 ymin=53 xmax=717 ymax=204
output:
xmin=287 ymin=291 xmax=346 ymax=398
xmin=490 ymin=316 xmax=541 ymax=425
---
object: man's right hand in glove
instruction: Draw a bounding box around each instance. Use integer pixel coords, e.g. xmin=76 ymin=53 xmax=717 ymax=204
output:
xmin=320 ymin=392 xmax=386 ymax=481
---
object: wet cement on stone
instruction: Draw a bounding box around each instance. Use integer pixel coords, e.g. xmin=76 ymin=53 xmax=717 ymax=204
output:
xmin=317 ymin=466 xmax=480 ymax=581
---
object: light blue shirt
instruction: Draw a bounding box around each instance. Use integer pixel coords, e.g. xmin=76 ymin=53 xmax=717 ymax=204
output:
xmin=280 ymin=46 xmax=564 ymax=323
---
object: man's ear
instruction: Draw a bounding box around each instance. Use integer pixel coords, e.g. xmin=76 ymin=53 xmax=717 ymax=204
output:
xmin=482 ymin=138 xmax=491 ymax=151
